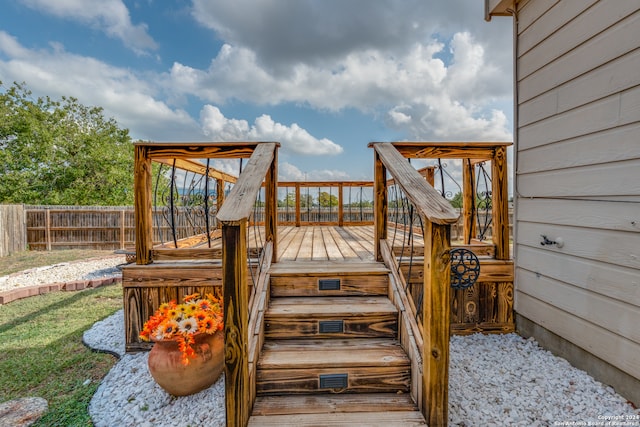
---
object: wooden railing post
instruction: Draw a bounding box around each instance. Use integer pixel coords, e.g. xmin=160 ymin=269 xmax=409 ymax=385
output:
xmin=264 ymin=150 xmax=278 ymax=263
xmin=222 ymin=221 xmax=250 ymax=427
xmin=215 ymin=142 xmax=279 ymax=427
xmin=338 ymin=183 xmax=344 ymax=227
xmin=492 ymin=146 xmax=509 ymax=260
xmin=462 ymin=158 xmax=476 ymax=244
xmin=373 ymin=151 xmax=387 ymax=262
xmin=423 ymin=220 xmax=451 ymax=427
xmin=295 ymin=183 xmax=301 ymax=227
xmin=216 ymin=178 xmax=225 ymax=229
xmin=134 ymin=145 xmax=153 ymax=264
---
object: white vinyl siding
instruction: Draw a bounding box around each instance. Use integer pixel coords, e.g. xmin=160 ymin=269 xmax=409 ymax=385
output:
xmin=514 ymin=0 xmax=640 ymax=382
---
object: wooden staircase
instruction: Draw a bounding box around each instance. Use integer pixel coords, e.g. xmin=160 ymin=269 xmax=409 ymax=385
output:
xmin=248 ymin=261 xmax=427 ymax=426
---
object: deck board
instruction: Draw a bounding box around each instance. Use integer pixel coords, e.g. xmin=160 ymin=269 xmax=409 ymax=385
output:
xmin=276 ymin=226 xmax=376 ymax=262
xmin=312 ymin=227 xmax=327 ymax=260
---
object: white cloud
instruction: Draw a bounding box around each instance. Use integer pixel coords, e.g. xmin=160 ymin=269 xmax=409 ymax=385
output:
xmin=278 ymin=162 xmax=350 ymax=182
xmin=170 ymin=31 xmax=512 ymax=142
xmin=18 ymin=0 xmax=157 ymax=54
xmin=0 ymin=32 xmax=195 ymax=140
xmin=200 ymin=106 xmax=343 ymax=155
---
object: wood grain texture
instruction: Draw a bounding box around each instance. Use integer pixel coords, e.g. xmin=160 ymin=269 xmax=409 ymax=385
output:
xmin=248 ymin=410 xmax=427 ymax=426
xmin=122 ymin=263 xmax=223 ymax=351
xmin=492 ymin=146 xmax=510 ymax=260
xmin=422 ymin=221 xmax=451 ymax=426
xmin=137 ymin=141 xmax=268 ymax=159
xmin=257 ymin=365 xmax=410 ymax=395
xmin=251 ymin=393 xmax=418 ymax=416
xmin=222 ymin=223 xmax=250 ymax=427
xmin=380 ymin=141 xmax=512 ymax=160
xmin=374 ymin=150 xmax=388 ymax=262
xmin=265 ymin=296 xmax=397 ymax=339
xmin=134 ymin=145 xmax=153 ymax=264
xmin=264 ymin=148 xmax=277 ymax=262
xmin=371 ymin=143 xmax=459 ymax=225
xmin=462 ymin=159 xmax=476 ymax=244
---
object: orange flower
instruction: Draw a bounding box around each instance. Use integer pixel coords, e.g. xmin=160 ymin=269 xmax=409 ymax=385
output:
xmin=139 ymin=293 xmax=224 ymax=365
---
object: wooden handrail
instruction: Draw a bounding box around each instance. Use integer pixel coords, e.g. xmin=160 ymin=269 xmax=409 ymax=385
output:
xmin=369 ymin=141 xmax=456 ymax=427
xmin=217 ymin=143 xmax=278 ymax=225
xmin=216 ymin=141 xmax=278 ymax=427
xmin=370 ymin=143 xmax=459 ymax=225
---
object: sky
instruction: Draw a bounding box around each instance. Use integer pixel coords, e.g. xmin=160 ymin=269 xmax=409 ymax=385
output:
xmin=0 ymin=0 xmax=514 ymax=182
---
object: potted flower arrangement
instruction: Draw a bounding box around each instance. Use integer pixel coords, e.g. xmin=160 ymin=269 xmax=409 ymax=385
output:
xmin=140 ymin=293 xmax=224 ymax=396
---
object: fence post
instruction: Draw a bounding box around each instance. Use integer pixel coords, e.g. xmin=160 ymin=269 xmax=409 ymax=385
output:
xmin=120 ymin=209 xmax=126 ymax=249
xmin=45 ymin=208 xmax=52 ymax=251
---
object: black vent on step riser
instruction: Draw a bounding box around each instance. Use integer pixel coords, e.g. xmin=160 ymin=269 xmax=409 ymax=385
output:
xmin=319 ymin=374 xmax=348 ymax=389
xmin=319 ymin=320 xmax=344 ymax=334
xmin=318 ymin=278 xmax=341 ymax=291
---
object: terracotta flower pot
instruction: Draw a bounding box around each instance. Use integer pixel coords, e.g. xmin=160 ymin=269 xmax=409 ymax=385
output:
xmin=147 ymin=331 xmax=224 ymax=396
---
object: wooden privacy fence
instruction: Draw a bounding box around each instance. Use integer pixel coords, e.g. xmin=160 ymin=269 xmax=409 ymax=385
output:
xmin=23 ymin=205 xmax=511 ymax=252
xmin=0 ymin=204 xmax=27 ymax=257
xmin=25 ymin=206 xmax=216 ymax=251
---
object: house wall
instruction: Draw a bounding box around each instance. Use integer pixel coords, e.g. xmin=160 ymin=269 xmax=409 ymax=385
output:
xmin=508 ymin=0 xmax=640 ymax=404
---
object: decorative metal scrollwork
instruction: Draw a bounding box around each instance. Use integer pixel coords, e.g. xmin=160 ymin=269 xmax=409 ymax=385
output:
xmin=450 ymin=248 xmax=480 ymax=290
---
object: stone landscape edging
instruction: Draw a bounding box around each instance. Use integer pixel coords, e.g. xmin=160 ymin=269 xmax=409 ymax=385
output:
xmin=0 ymin=276 xmax=122 ymax=304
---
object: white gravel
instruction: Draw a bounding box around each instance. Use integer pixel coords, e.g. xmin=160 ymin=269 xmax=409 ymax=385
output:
xmin=13 ymin=259 xmax=637 ymax=426
xmin=85 ymin=310 xmax=639 ymax=426
xmin=0 ymin=256 xmax=123 ymax=292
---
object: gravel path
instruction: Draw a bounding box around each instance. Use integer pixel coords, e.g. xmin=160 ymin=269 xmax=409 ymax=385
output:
xmin=8 ymin=259 xmax=638 ymax=426
xmin=0 ymin=257 xmax=123 ymax=293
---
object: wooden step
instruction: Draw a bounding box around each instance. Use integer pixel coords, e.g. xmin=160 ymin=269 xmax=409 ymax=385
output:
xmin=248 ymin=411 xmax=427 ymax=426
xmin=256 ymin=338 xmax=410 ymax=395
xmin=252 ymin=393 xmax=419 ymax=416
xmin=269 ymin=261 xmax=390 ymax=297
xmin=265 ymin=296 xmax=398 ymax=339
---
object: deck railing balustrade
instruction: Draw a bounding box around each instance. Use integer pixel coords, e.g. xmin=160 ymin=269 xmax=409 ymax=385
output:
xmin=370 ymin=142 xmax=459 ymax=427
xmin=369 ymin=141 xmax=512 ymax=427
xmin=216 ymin=142 xmax=278 ymax=427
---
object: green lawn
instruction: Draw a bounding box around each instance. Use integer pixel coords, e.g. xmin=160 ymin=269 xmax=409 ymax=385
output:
xmin=0 ymin=251 xmax=123 ymax=426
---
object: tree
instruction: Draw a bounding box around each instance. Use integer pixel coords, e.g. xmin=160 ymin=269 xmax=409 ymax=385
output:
xmin=317 ymin=191 xmax=338 ymax=207
xmin=0 ymin=81 xmax=134 ymax=205
xmin=278 ymin=192 xmax=296 ymax=208
xmin=449 ymin=192 xmax=463 ymax=209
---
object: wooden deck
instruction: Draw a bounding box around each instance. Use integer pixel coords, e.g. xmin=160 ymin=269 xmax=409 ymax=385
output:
xmin=275 ymin=225 xmax=375 ymax=261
